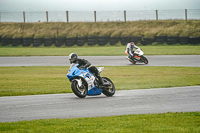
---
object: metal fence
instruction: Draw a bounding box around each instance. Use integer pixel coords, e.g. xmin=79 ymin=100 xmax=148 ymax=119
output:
xmin=0 ymin=9 xmax=200 ymax=23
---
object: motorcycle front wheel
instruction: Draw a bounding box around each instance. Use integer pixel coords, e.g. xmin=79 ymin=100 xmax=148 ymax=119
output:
xmin=141 ymin=56 xmax=148 ymax=64
xmin=71 ymin=80 xmax=88 ymax=98
xmin=102 ymin=77 xmax=115 ymax=97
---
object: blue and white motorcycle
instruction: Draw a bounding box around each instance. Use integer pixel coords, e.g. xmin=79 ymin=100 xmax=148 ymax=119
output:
xmin=67 ymin=63 xmax=115 ymax=98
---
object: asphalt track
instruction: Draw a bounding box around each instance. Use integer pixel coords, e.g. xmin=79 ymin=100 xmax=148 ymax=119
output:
xmin=0 ymin=55 xmax=200 ymax=67
xmin=0 ymin=55 xmax=200 ymax=122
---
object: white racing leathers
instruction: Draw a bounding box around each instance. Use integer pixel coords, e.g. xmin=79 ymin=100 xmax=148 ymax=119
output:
xmin=126 ymin=43 xmax=140 ymax=57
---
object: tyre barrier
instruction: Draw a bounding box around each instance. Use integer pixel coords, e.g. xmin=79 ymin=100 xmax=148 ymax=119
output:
xmin=33 ymin=38 xmax=43 ymax=47
xmin=55 ymin=37 xmax=65 ymax=47
xmin=98 ymin=36 xmax=110 ymax=46
xmin=66 ymin=37 xmax=77 ymax=47
xmin=0 ymin=36 xmax=199 ymax=47
xmin=77 ymin=36 xmax=87 ymax=46
xmin=189 ymin=37 xmax=200 ymax=45
xmin=110 ymin=36 xmax=120 ymax=45
xmin=167 ymin=36 xmax=179 ymax=45
xmin=155 ymin=36 xmax=167 ymax=44
xmin=130 ymin=36 xmax=142 ymax=44
xmin=87 ymin=36 xmax=97 ymax=46
xmin=23 ymin=37 xmax=33 ymax=47
xmin=179 ymin=36 xmax=189 ymax=45
xmin=121 ymin=36 xmax=131 ymax=45
xmin=12 ymin=37 xmax=23 ymax=46
xmin=1 ymin=37 xmax=12 ymax=46
xmin=142 ymin=37 xmax=155 ymax=45
xmin=44 ymin=38 xmax=54 ymax=47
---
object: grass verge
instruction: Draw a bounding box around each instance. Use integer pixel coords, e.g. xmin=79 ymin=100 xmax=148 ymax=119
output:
xmin=0 ymin=112 xmax=199 ymax=133
xmin=0 ymin=66 xmax=199 ymax=97
xmin=0 ymin=45 xmax=200 ymax=56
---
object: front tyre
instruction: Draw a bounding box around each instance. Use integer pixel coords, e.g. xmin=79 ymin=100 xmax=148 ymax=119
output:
xmin=102 ymin=77 xmax=115 ymax=97
xmin=71 ymin=80 xmax=88 ymax=98
xmin=141 ymin=56 xmax=148 ymax=64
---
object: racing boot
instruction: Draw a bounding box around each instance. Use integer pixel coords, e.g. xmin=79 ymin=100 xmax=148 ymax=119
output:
xmin=96 ymin=74 xmax=110 ymax=86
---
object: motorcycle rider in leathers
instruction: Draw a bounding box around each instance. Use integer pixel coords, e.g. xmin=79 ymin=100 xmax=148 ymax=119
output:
xmin=126 ymin=42 xmax=140 ymax=60
xmin=69 ymin=53 xmax=107 ymax=86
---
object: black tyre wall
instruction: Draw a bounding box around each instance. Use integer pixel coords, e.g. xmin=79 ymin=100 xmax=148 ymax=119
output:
xmin=12 ymin=37 xmax=23 ymax=46
xmin=167 ymin=36 xmax=179 ymax=45
xmin=142 ymin=37 xmax=155 ymax=45
xmin=130 ymin=36 xmax=141 ymax=44
xmin=1 ymin=37 xmax=12 ymax=46
xmin=23 ymin=37 xmax=33 ymax=47
xmin=98 ymin=36 xmax=109 ymax=46
xmin=87 ymin=36 xmax=97 ymax=46
xmin=44 ymin=38 xmax=55 ymax=47
xmin=66 ymin=37 xmax=77 ymax=47
xmin=120 ymin=36 xmax=131 ymax=45
xmin=110 ymin=36 xmax=120 ymax=45
xmin=189 ymin=37 xmax=200 ymax=45
xmin=155 ymin=36 xmax=167 ymax=44
xmin=77 ymin=36 xmax=87 ymax=46
xmin=55 ymin=37 xmax=65 ymax=47
xmin=179 ymin=36 xmax=189 ymax=45
xmin=33 ymin=38 xmax=43 ymax=47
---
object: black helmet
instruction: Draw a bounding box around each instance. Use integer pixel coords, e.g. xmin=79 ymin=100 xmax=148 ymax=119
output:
xmin=69 ymin=53 xmax=78 ymax=64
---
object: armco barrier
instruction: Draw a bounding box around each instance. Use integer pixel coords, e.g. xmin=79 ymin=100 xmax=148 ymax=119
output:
xmin=0 ymin=36 xmax=199 ymax=47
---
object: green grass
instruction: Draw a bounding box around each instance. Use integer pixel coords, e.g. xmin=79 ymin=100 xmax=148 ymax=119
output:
xmin=0 ymin=66 xmax=199 ymax=97
xmin=0 ymin=112 xmax=199 ymax=133
xmin=0 ymin=45 xmax=200 ymax=56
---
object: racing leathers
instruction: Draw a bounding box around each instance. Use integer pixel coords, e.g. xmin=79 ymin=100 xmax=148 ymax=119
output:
xmin=76 ymin=58 xmax=106 ymax=86
xmin=126 ymin=42 xmax=140 ymax=59
xmin=76 ymin=58 xmax=91 ymax=70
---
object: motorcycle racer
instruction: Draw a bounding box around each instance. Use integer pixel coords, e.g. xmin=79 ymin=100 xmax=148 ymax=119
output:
xmin=68 ymin=53 xmax=106 ymax=86
xmin=126 ymin=42 xmax=140 ymax=59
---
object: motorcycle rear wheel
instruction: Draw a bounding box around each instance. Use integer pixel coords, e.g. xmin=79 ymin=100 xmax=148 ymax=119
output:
xmin=102 ymin=77 xmax=115 ymax=97
xmin=71 ymin=80 xmax=88 ymax=98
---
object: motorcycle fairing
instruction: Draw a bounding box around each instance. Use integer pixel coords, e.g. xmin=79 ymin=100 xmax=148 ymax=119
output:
xmin=88 ymin=86 xmax=103 ymax=95
xmin=67 ymin=63 xmax=103 ymax=95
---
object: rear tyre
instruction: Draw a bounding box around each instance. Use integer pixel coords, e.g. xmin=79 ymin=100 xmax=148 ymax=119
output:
xmin=102 ymin=77 xmax=115 ymax=97
xmin=128 ymin=57 xmax=136 ymax=64
xmin=71 ymin=80 xmax=87 ymax=98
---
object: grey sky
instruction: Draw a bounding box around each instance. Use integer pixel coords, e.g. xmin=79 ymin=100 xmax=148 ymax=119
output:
xmin=0 ymin=0 xmax=199 ymax=12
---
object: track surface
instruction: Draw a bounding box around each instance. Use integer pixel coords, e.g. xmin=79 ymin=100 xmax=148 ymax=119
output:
xmin=0 ymin=55 xmax=200 ymax=67
xmin=0 ymin=55 xmax=200 ymax=122
xmin=0 ymin=86 xmax=200 ymax=122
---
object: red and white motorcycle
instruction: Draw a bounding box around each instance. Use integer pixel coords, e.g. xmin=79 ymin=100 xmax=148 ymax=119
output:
xmin=125 ymin=49 xmax=148 ymax=64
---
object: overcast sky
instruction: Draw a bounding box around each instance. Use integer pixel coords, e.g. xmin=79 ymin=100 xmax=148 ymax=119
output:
xmin=0 ymin=0 xmax=199 ymax=12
